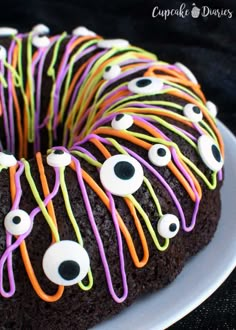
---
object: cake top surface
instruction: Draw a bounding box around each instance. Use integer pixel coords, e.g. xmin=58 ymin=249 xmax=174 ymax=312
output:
xmin=0 ymin=24 xmax=224 ymax=304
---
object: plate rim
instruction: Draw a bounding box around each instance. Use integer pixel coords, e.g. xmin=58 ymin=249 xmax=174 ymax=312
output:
xmin=157 ymin=120 xmax=236 ymax=329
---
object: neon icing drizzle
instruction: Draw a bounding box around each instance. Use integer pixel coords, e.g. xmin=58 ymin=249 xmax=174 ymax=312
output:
xmin=0 ymin=28 xmax=224 ymax=303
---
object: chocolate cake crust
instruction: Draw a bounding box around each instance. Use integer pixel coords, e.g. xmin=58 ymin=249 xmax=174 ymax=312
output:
xmin=0 ymin=26 xmax=224 ymax=329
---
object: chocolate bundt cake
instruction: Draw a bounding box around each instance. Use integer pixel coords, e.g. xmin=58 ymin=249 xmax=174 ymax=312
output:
xmin=0 ymin=24 xmax=224 ymax=329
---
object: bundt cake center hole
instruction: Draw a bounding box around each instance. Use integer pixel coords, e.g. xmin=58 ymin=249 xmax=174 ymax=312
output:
xmin=0 ymin=117 xmax=75 ymax=159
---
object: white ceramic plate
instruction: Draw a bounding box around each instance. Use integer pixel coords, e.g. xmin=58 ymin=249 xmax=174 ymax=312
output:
xmin=93 ymin=121 xmax=236 ymax=330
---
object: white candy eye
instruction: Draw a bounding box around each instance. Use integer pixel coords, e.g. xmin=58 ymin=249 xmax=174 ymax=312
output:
xmin=157 ymin=214 xmax=180 ymax=239
xmin=47 ymin=150 xmax=71 ymax=167
xmin=32 ymin=24 xmax=50 ymax=35
xmin=32 ymin=35 xmax=50 ymax=48
xmin=148 ymin=144 xmax=171 ymax=167
xmin=4 ymin=209 xmax=31 ymax=235
xmin=42 ymin=240 xmax=90 ymax=286
xmin=0 ymin=45 xmax=7 ymax=61
xmin=72 ymin=26 xmax=96 ymax=37
xmin=128 ymin=77 xmax=163 ymax=94
xmin=0 ymin=150 xmax=17 ymax=167
xmin=0 ymin=27 xmax=18 ymax=37
xmin=183 ymin=103 xmax=203 ymax=122
xmin=103 ymin=64 xmax=121 ymax=80
xmin=206 ymin=101 xmax=217 ymax=118
xmin=198 ymin=135 xmax=223 ymax=171
xmin=97 ymin=39 xmax=130 ymax=49
xmin=100 ymin=154 xmax=143 ymax=196
xmin=175 ymin=62 xmax=198 ymax=84
xmin=111 ymin=114 xmax=133 ymax=130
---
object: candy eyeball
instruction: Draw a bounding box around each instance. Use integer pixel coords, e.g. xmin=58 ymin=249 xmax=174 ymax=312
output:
xmin=175 ymin=62 xmax=198 ymax=84
xmin=0 ymin=150 xmax=17 ymax=167
xmin=4 ymin=209 xmax=31 ymax=236
xmin=97 ymin=39 xmax=130 ymax=49
xmin=47 ymin=149 xmax=71 ymax=167
xmin=128 ymin=77 xmax=163 ymax=94
xmin=72 ymin=26 xmax=96 ymax=37
xmin=42 ymin=240 xmax=90 ymax=286
xmin=0 ymin=45 xmax=7 ymax=61
xmin=103 ymin=64 xmax=121 ymax=80
xmin=100 ymin=154 xmax=144 ymax=196
xmin=32 ymin=24 xmax=50 ymax=35
xmin=32 ymin=35 xmax=50 ymax=48
xmin=111 ymin=114 xmax=133 ymax=130
xmin=183 ymin=103 xmax=203 ymax=122
xmin=206 ymin=101 xmax=217 ymax=118
xmin=157 ymin=214 xmax=180 ymax=239
xmin=148 ymin=144 xmax=171 ymax=167
xmin=0 ymin=27 xmax=18 ymax=37
xmin=198 ymin=135 xmax=223 ymax=171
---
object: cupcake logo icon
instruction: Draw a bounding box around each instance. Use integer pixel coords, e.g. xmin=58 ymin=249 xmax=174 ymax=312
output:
xmin=191 ymin=3 xmax=201 ymax=18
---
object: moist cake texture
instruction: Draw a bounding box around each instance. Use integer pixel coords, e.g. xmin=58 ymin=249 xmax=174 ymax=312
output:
xmin=0 ymin=24 xmax=224 ymax=329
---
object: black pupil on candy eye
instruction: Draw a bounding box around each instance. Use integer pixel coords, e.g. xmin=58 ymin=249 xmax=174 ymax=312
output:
xmin=105 ymin=66 xmax=111 ymax=72
xmin=54 ymin=150 xmax=64 ymax=155
xmin=157 ymin=148 xmax=166 ymax=157
xmin=114 ymin=161 xmax=135 ymax=180
xmin=115 ymin=114 xmax=124 ymax=121
xmin=12 ymin=216 xmax=21 ymax=224
xmin=193 ymin=106 xmax=201 ymax=114
xmin=136 ymin=78 xmax=152 ymax=88
xmin=169 ymin=223 xmax=177 ymax=232
xmin=58 ymin=260 xmax=80 ymax=280
xmin=211 ymin=145 xmax=221 ymax=162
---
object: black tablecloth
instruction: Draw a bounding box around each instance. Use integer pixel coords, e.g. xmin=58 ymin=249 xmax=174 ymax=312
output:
xmin=0 ymin=0 xmax=236 ymax=328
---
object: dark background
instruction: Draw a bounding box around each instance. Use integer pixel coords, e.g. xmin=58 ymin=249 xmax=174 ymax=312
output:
xmin=0 ymin=0 xmax=236 ymax=328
